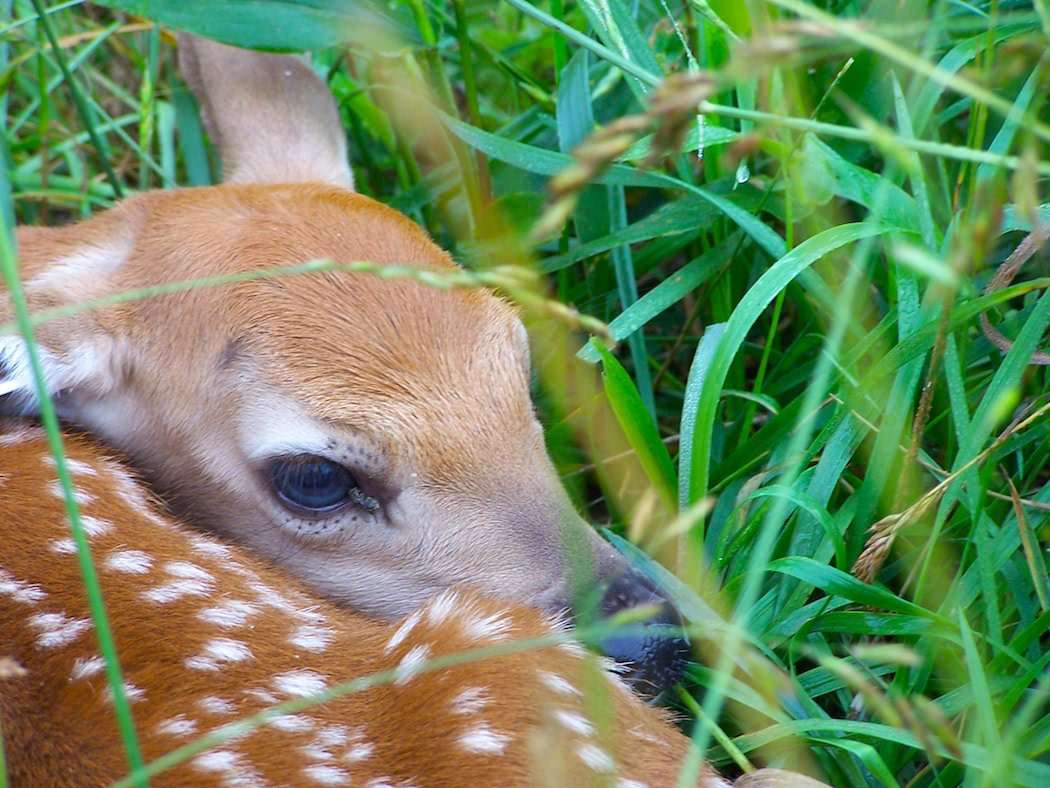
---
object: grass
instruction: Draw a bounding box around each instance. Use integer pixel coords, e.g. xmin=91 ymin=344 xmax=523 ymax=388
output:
xmin=2 ymin=0 xmax=1049 ymax=786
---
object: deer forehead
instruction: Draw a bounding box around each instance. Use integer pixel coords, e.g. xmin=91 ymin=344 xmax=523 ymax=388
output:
xmin=122 ymin=185 xmax=533 ymax=424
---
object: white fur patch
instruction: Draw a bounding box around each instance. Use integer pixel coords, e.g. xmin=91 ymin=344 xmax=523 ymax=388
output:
xmin=199 ymin=696 xmax=236 ymax=716
xmin=303 ymin=764 xmax=350 ymax=785
xmin=425 ymin=589 xmax=459 ymax=625
xmin=577 ymin=743 xmax=615 ymax=773
xmin=142 ymin=579 xmax=212 ymax=604
xmin=70 ymin=654 xmax=105 ymax=681
xmin=273 ymin=670 xmax=327 ymax=698
xmin=104 ymin=549 xmax=153 ymax=574
xmin=0 ymin=568 xmax=46 ymax=604
xmin=450 ymin=686 xmax=489 ymax=715
xmin=384 ymin=609 xmax=421 ymax=655
xmin=538 ymin=671 xmax=580 ymax=697
xmin=462 ymin=611 xmax=512 ymax=642
xmin=554 ymin=709 xmax=594 ymax=736
xmin=267 ymin=714 xmax=316 ymax=733
xmin=290 ymin=624 xmax=335 ymax=652
xmin=156 ymin=715 xmax=198 ymax=738
xmin=393 ymin=644 xmax=431 ymax=685
xmin=458 ymin=723 xmax=511 ymax=755
xmin=50 ymin=538 xmax=77 ymax=555
xmin=198 ymin=599 xmax=259 ymax=629
xmin=28 ymin=611 xmax=92 ymax=649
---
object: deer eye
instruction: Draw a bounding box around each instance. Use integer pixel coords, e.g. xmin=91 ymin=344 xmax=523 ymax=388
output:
xmin=269 ymin=455 xmax=376 ymax=515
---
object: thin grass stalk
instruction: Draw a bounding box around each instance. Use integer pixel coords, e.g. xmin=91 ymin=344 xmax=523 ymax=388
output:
xmin=0 ymin=209 xmax=145 ymax=787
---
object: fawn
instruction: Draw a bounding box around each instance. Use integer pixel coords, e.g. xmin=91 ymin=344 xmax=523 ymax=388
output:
xmin=1 ymin=35 xmax=687 ymax=695
xmin=0 ymin=423 xmax=828 ymax=787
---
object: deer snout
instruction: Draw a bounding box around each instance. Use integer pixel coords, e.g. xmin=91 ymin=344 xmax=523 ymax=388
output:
xmin=593 ymin=568 xmax=692 ymax=701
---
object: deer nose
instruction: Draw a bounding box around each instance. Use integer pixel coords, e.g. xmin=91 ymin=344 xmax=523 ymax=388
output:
xmin=595 ymin=569 xmax=692 ymax=701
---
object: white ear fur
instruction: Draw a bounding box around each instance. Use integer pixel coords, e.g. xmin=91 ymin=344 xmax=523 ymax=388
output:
xmin=0 ymin=239 xmax=132 ymax=413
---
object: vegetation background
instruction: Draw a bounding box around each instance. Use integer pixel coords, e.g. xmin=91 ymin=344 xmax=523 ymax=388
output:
xmin=2 ymin=0 xmax=1048 ymax=786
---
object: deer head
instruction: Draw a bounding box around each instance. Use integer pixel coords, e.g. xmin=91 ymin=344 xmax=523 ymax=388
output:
xmin=0 ymin=35 xmax=688 ymax=696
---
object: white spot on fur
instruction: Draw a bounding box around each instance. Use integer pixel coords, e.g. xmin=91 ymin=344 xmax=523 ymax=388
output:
xmin=43 ymin=455 xmax=98 ymax=476
xmin=458 ymin=722 xmax=511 ymax=754
xmin=199 ymin=696 xmax=236 ymax=715
xmin=80 ymin=515 xmax=112 ymax=538
xmin=0 ymin=425 xmax=43 ymax=445
xmin=462 ymin=611 xmax=513 ymax=641
xmin=617 ymin=780 xmax=649 ymax=788
xmin=314 ymin=725 xmax=349 ymax=749
xmin=558 ymin=640 xmax=588 ymax=658
xmin=50 ymin=538 xmax=77 ymax=555
xmin=70 ymin=654 xmax=105 ymax=681
xmin=104 ymin=681 xmax=145 ymax=704
xmin=29 ymin=611 xmax=92 ymax=649
xmin=345 ymin=741 xmax=375 ymax=762
xmin=164 ymin=561 xmax=214 ymax=582
xmin=425 ymin=589 xmax=459 ymax=625
xmin=303 ymin=764 xmax=350 ymax=784
xmin=142 ymin=579 xmax=211 ymax=604
xmin=191 ymin=748 xmax=265 ymax=785
xmin=201 ymin=638 xmax=253 ymax=664
xmin=190 ymin=536 xmax=234 ymax=560
xmin=47 ymin=480 xmax=94 ymax=506
xmin=394 ymin=644 xmax=431 ymax=685
xmin=384 ymin=609 xmax=421 ymax=655
xmin=273 ymin=670 xmax=327 ymax=698
xmin=245 ymin=687 xmax=278 ymax=705
xmin=577 ymin=743 xmax=615 ymax=773
xmin=450 ymin=686 xmax=489 ymax=715
xmin=199 ymin=599 xmax=259 ymax=629
xmin=156 ymin=715 xmax=198 ymax=737
xmin=555 ymin=709 xmax=594 ymax=736
xmin=0 ymin=568 xmax=46 ymax=604
xmin=538 ymin=670 xmax=580 ymax=697
xmin=290 ymin=624 xmax=335 ymax=653
xmin=105 ymin=549 xmax=153 ymax=574
xmin=268 ymin=714 xmax=316 ymax=733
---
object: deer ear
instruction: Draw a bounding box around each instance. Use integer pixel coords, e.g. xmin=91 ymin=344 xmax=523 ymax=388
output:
xmin=177 ymin=33 xmax=354 ymax=190
xmin=0 ymin=226 xmax=133 ymax=416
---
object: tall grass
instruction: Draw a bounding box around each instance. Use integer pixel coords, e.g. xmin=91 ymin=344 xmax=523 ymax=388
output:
xmin=2 ymin=1 xmax=1048 ymax=786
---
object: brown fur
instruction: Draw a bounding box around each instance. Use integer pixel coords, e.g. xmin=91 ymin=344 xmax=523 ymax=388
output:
xmin=0 ymin=425 xmax=725 ymax=787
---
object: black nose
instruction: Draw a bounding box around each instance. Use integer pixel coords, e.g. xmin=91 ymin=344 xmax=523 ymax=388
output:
xmin=594 ymin=569 xmax=692 ymax=701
